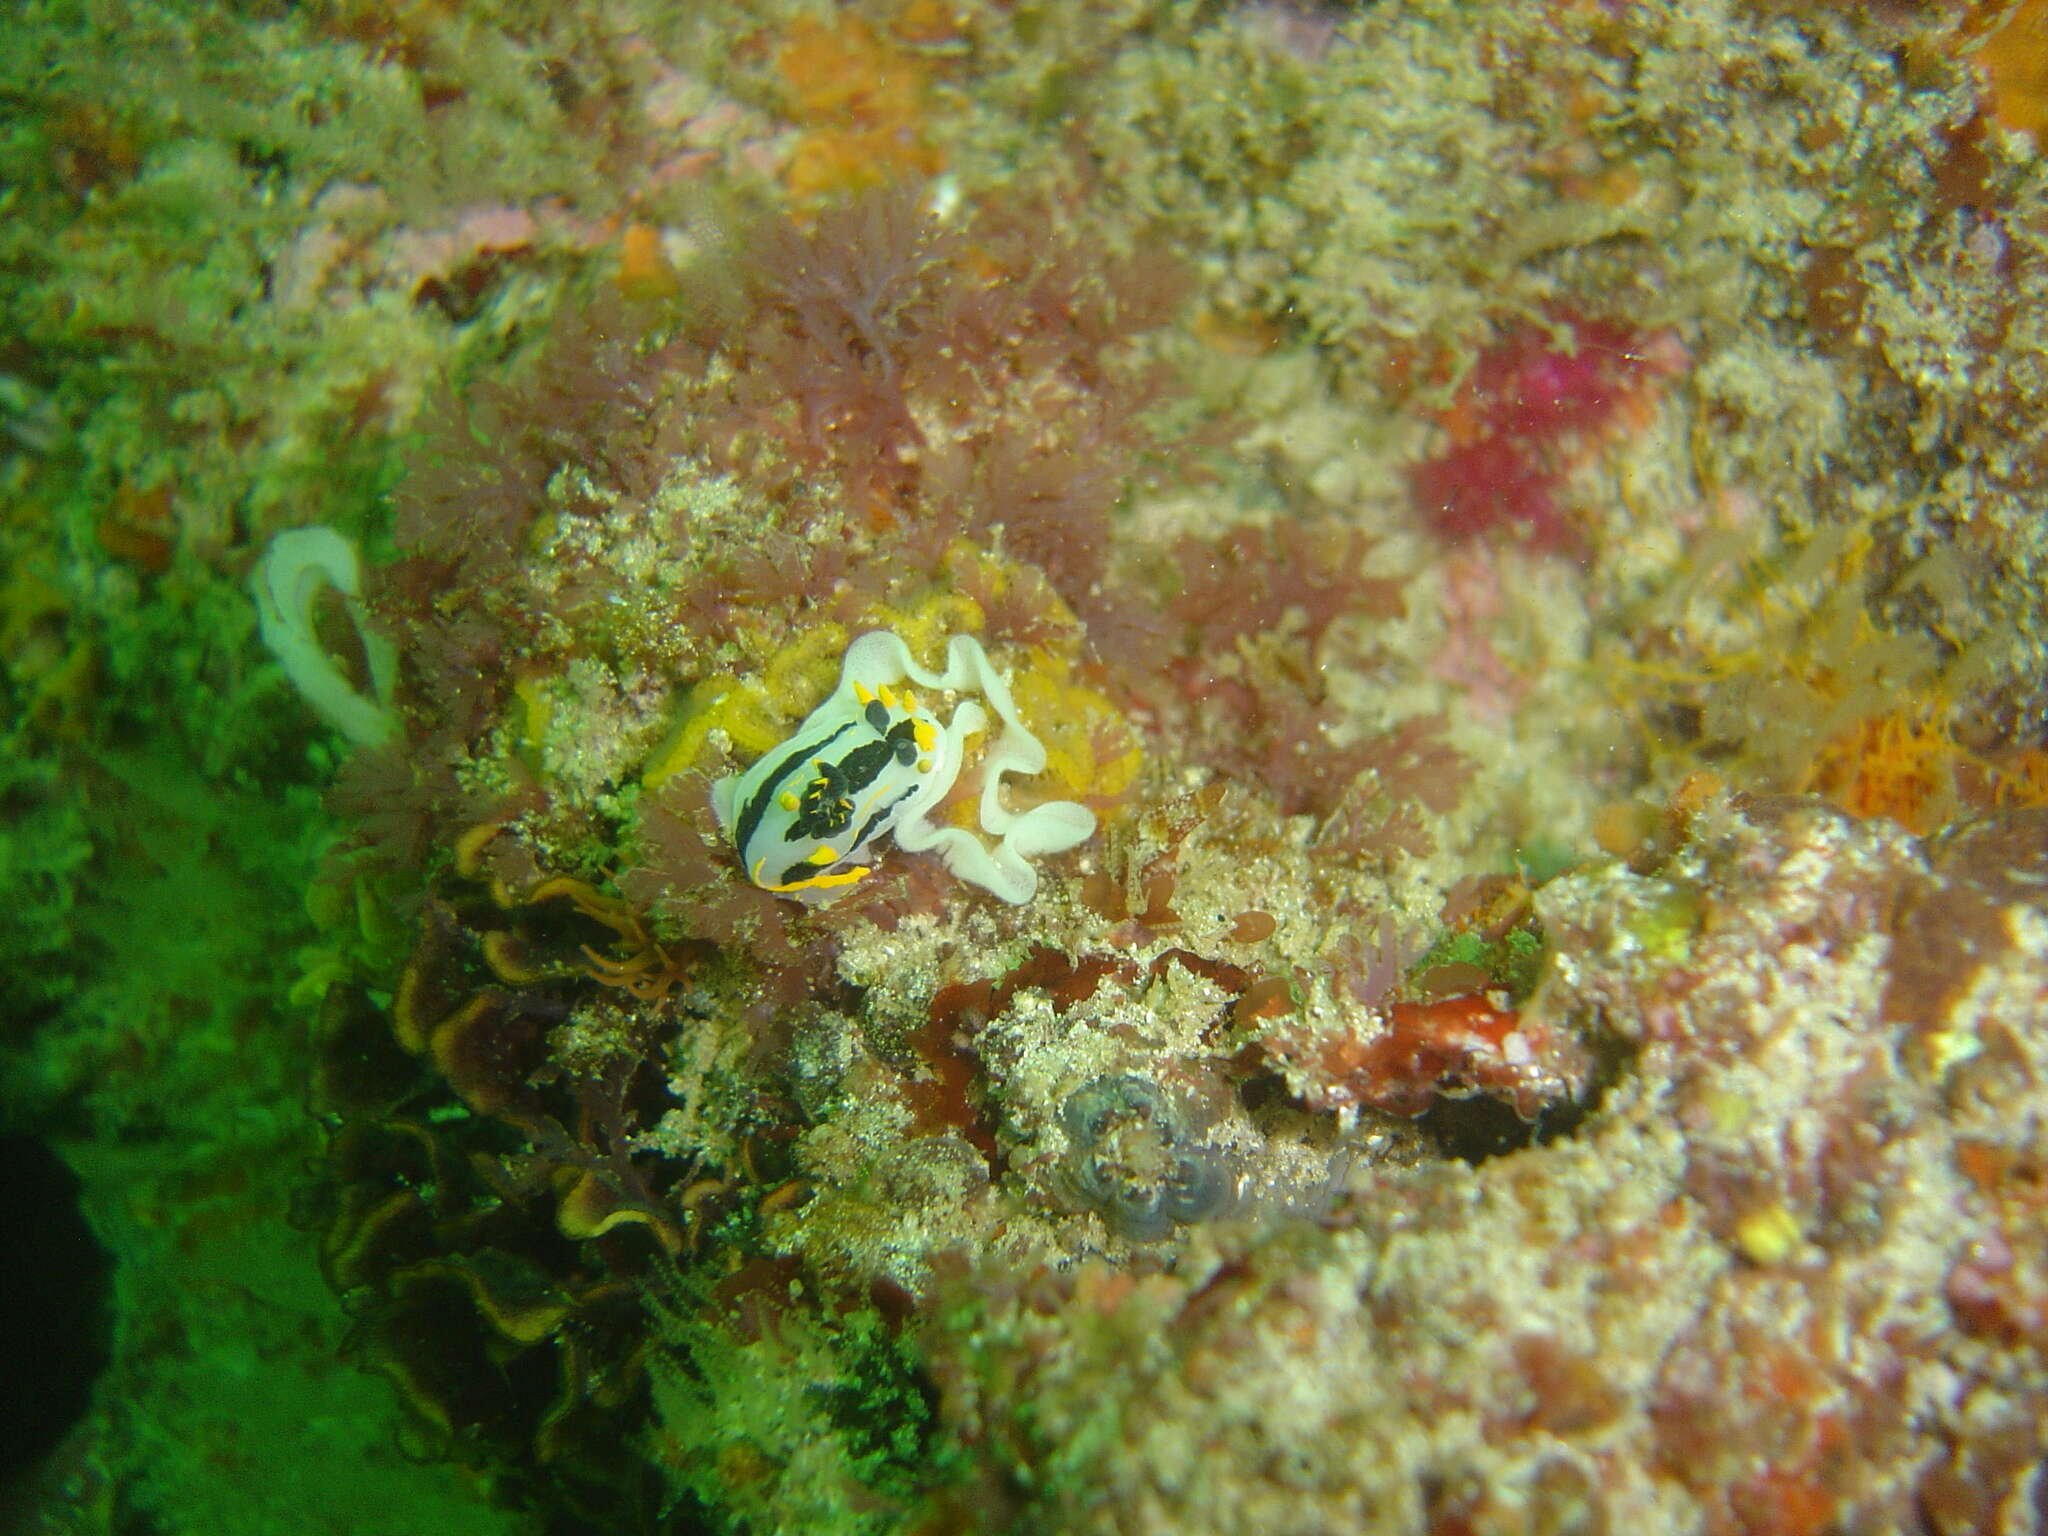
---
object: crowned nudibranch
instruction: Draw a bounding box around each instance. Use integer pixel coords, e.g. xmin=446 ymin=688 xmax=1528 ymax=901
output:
xmin=710 ymin=631 xmax=1097 ymax=905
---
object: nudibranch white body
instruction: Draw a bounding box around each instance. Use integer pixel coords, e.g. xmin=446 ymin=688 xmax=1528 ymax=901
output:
xmin=710 ymin=631 xmax=1096 ymax=905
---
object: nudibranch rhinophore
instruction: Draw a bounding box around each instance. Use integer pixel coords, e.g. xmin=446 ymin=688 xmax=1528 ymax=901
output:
xmin=710 ymin=631 xmax=1096 ymax=905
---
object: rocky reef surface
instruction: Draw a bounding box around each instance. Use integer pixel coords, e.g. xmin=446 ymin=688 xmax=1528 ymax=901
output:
xmin=5 ymin=1 xmax=2048 ymax=1533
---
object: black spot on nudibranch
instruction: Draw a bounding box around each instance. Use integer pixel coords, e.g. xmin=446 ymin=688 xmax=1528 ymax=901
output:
xmin=795 ymin=758 xmax=856 ymax=840
xmin=735 ymin=720 xmax=857 ymax=855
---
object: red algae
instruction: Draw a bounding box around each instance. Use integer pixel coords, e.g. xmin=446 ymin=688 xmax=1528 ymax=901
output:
xmin=1408 ymin=314 xmax=1684 ymax=551
xmin=1259 ymin=990 xmax=1589 ymax=1121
